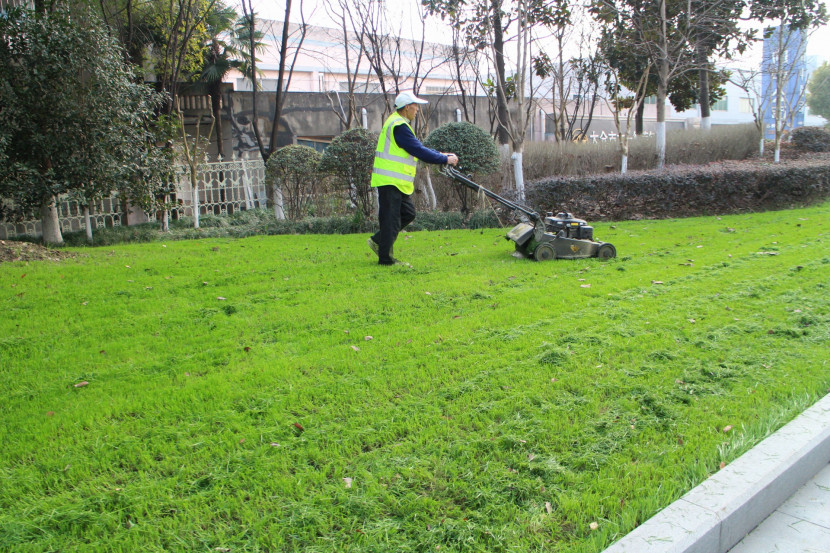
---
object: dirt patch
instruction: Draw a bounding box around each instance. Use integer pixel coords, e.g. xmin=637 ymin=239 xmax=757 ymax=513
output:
xmin=0 ymin=240 xmax=76 ymax=263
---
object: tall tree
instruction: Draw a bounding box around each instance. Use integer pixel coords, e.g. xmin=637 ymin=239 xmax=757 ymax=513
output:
xmin=0 ymin=7 xmax=170 ymax=244
xmin=322 ymin=0 xmax=370 ymax=129
xmin=238 ymin=0 xmax=307 ymax=218
xmin=196 ymin=2 xmax=264 ymax=160
xmin=749 ymin=0 xmax=827 ymax=163
xmin=592 ymin=0 xmax=738 ymax=168
xmin=686 ymin=0 xmax=748 ymax=130
xmin=426 ymin=0 xmax=564 ymax=201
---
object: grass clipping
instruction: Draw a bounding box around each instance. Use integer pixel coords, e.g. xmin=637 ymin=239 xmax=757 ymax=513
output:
xmin=0 ymin=240 xmax=75 ymax=263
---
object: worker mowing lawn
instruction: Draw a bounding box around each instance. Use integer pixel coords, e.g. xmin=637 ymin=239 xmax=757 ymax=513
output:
xmin=368 ymin=91 xmax=458 ymax=266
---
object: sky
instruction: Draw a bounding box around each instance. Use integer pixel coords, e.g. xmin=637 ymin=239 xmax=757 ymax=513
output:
xmin=238 ymin=0 xmax=830 ymax=65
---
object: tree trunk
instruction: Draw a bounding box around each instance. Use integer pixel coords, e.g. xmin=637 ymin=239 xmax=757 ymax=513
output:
xmin=656 ymin=0 xmax=668 ymax=169
xmin=161 ymin=199 xmax=169 ymax=232
xmin=423 ymin=167 xmax=437 ymax=210
xmin=40 ymin=195 xmax=63 ymax=245
xmin=83 ymin=204 xmax=93 ymax=243
xmin=698 ymin=46 xmax=711 ymax=131
xmin=492 ymin=1 xmax=510 ymax=146
xmin=191 ymin=170 xmax=200 ymax=229
xmin=759 ymin=138 xmax=765 ymax=158
xmin=511 ymin=149 xmax=525 ymax=203
xmin=272 ymin=182 xmax=286 ymax=220
xmin=210 ymin=86 xmax=225 ymax=160
xmin=635 ymin=101 xmax=645 ymax=135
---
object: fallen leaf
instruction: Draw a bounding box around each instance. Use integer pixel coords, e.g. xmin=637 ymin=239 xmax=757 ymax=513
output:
xmin=125 ymin=265 xmax=130 ymax=268
xmin=270 ymin=442 xmax=280 ymax=447
xmin=550 ymin=378 xmax=558 ymax=383
xmin=580 ymin=284 xmax=591 ymax=288
xmin=202 ymin=281 xmax=208 ymax=285
xmin=688 ymin=319 xmax=696 ymax=323
xmin=100 ymin=350 xmax=106 ymax=354
xmin=528 ymin=454 xmax=535 ymax=461
xmin=351 ymin=345 xmax=360 ymax=352
xmin=243 ymin=346 xmax=251 ymax=352
xmin=364 ymin=336 xmax=373 ymax=341
xmin=651 ymin=280 xmax=664 ymax=285
xmin=82 ymin=301 xmax=88 ymax=306
xmin=21 ymin=274 xmax=26 ymax=278
xmin=217 ymin=296 xmax=226 ymax=301
xmin=589 ymin=522 xmax=599 ymax=531
xmin=722 ymin=425 xmax=733 ymax=433
xmin=74 ymin=381 xmax=89 ymax=388
xmin=425 ymin=291 xmax=432 ymax=295
xmin=239 ymin=438 xmax=245 ymax=444
xmin=293 ymin=422 xmax=305 ymax=432
xmin=719 ymin=461 xmax=726 ymax=469
xmin=46 ymin=411 xmax=55 ymax=417
xmin=545 ymin=502 xmax=552 ymax=514
xmin=343 ymin=477 xmax=353 ymax=489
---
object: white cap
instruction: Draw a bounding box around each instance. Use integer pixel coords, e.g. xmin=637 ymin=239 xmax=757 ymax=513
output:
xmin=394 ymin=91 xmax=428 ymax=110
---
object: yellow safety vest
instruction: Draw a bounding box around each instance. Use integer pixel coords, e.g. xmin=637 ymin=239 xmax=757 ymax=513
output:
xmin=371 ymin=112 xmax=417 ymax=195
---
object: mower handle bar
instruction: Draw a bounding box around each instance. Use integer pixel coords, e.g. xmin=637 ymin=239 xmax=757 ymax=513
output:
xmin=443 ymin=166 xmax=541 ymax=223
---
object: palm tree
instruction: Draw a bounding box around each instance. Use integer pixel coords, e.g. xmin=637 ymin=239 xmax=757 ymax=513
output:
xmin=198 ymin=3 xmax=265 ymax=161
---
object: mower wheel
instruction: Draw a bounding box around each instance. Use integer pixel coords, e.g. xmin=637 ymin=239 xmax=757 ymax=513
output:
xmin=534 ymin=243 xmax=556 ymax=261
xmin=597 ymin=243 xmax=617 ymax=259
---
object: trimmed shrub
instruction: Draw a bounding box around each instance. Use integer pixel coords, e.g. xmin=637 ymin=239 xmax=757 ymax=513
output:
xmin=791 ymin=126 xmax=830 ymax=153
xmin=425 ymin=122 xmax=500 ymax=216
xmin=265 ymin=145 xmax=323 ymax=220
xmin=319 ymin=128 xmax=378 ymax=219
xmin=527 ymin=157 xmax=830 ymax=220
xmin=424 ymin=121 xmax=500 ymax=175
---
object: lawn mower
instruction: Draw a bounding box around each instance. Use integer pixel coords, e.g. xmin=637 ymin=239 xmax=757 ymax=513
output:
xmin=443 ymin=166 xmax=616 ymax=261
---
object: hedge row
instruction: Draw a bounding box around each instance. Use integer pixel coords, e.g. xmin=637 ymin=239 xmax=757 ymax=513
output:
xmin=526 ymin=155 xmax=830 ymax=221
xmin=59 ymin=209 xmax=503 ymax=247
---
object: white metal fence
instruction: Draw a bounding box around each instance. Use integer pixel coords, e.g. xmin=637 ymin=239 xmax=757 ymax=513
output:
xmin=0 ymin=158 xmax=268 ymax=240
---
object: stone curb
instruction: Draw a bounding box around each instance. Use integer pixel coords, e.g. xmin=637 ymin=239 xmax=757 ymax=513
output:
xmin=601 ymin=393 xmax=830 ymax=553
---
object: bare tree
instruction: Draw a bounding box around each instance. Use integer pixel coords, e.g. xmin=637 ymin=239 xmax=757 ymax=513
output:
xmin=757 ymin=24 xmax=823 ymax=163
xmin=238 ymin=0 xmax=307 ymax=218
xmin=539 ymin=6 xmax=602 ymax=143
xmin=599 ymin=57 xmax=652 ymax=173
xmin=321 ymin=0 xmax=369 ymax=129
xmin=729 ymin=67 xmax=767 ymax=157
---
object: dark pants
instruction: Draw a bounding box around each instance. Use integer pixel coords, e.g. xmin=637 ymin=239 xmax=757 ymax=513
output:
xmin=371 ymin=185 xmax=416 ymax=265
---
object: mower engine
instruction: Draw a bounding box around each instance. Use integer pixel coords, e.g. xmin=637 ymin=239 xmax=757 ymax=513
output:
xmin=545 ymin=212 xmax=594 ymax=241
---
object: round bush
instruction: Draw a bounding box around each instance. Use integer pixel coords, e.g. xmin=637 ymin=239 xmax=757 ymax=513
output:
xmin=790 ymin=126 xmax=830 ymax=152
xmin=319 ymin=128 xmax=377 ymax=218
xmin=265 ymin=145 xmax=322 ymax=220
xmin=424 ymin=122 xmax=500 ymax=176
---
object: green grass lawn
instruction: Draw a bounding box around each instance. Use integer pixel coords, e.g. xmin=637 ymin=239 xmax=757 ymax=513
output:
xmin=1 ymin=203 xmax=828 ymax=553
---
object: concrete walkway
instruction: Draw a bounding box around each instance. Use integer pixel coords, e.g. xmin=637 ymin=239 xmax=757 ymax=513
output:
xmin=601 ymin=394 xmax=830 ymax=553
xmin=727 ymin=462 xmax=830 ymax=553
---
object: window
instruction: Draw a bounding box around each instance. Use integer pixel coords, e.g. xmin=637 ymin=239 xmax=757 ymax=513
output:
xmin=643 ymin=95 xmax=657 ymax=105
xmin=739 ymin=97 xmax=755 ymax=114
xmin=712 ymin=98 xmax=728 ymax=111
xmin=296 ymin=138 xmax=330 ymax=153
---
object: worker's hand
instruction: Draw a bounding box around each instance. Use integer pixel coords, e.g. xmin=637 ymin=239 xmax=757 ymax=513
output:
xmin=445 ymin=153 xmax=459 ymax=166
